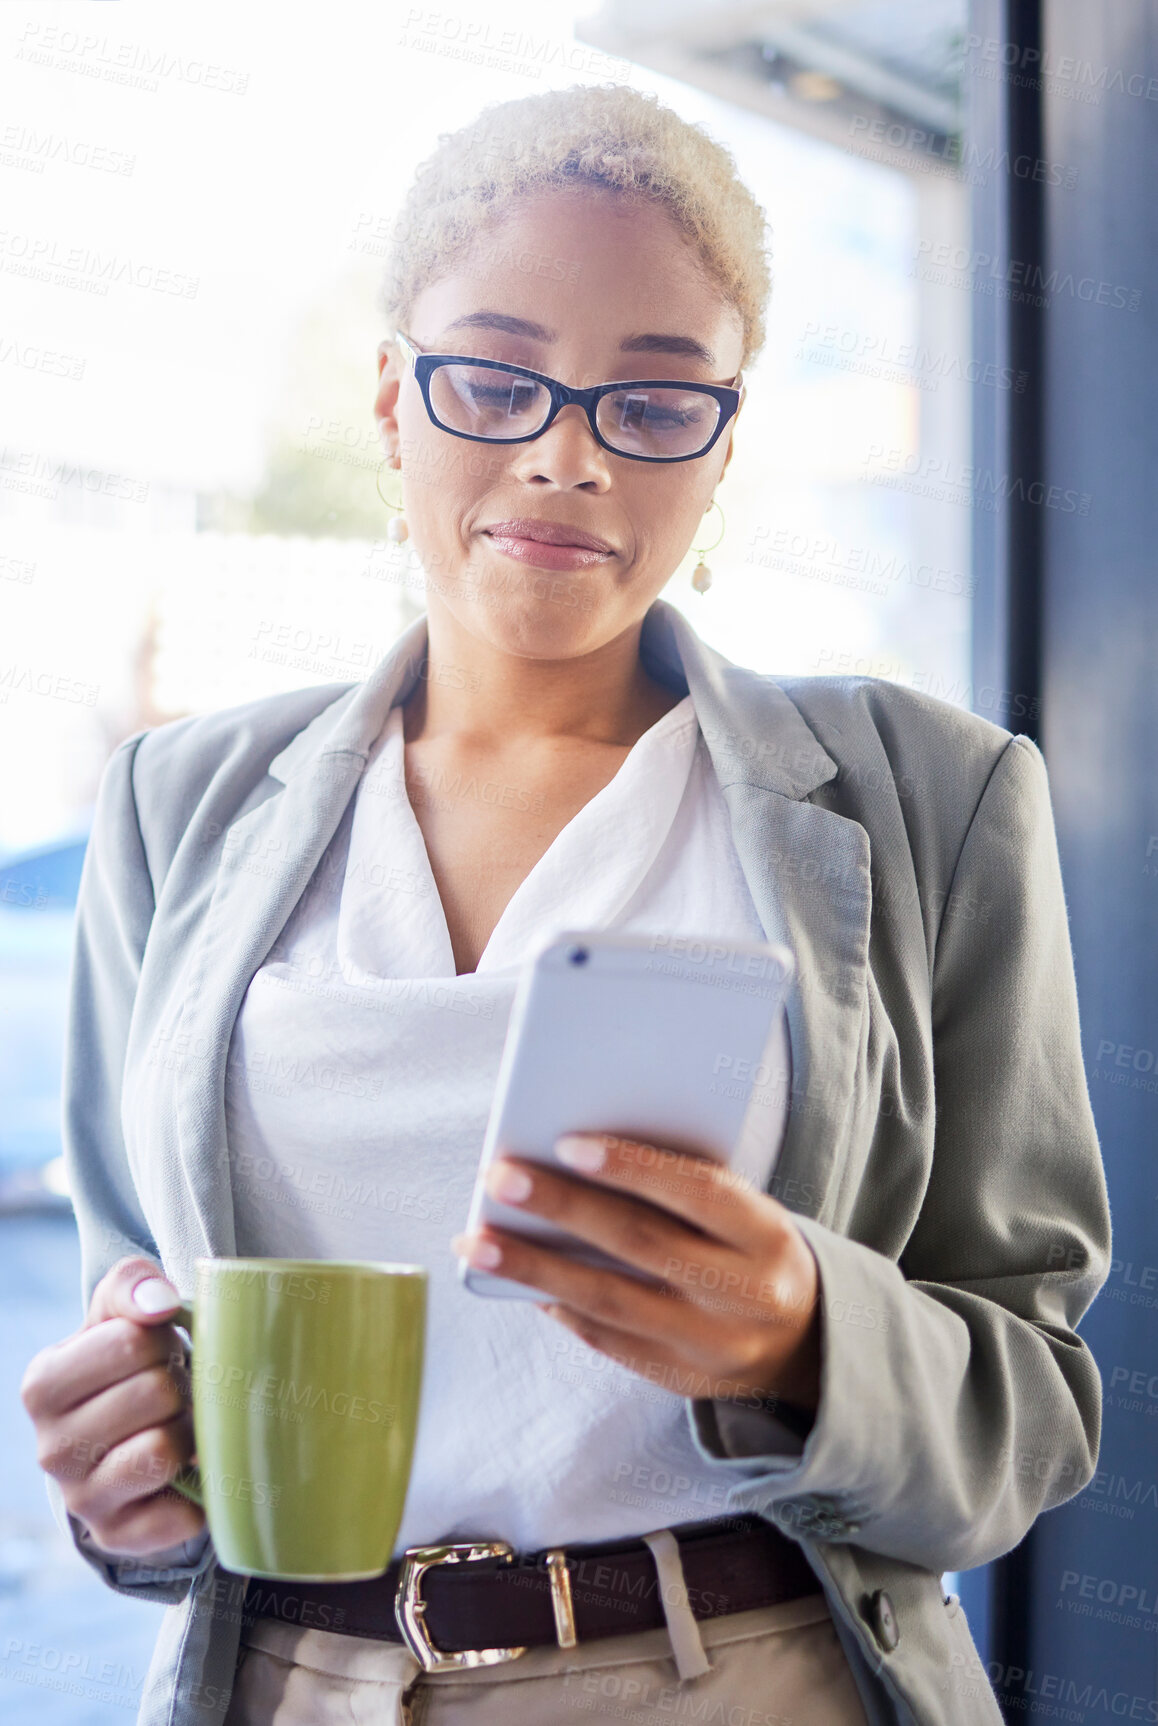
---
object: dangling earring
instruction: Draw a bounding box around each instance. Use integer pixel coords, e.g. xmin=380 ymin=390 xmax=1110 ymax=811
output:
xmin=690 ymin=497 xmax=724 ymax=593
xmin=375 ymin=458 xmax=408 ymax=543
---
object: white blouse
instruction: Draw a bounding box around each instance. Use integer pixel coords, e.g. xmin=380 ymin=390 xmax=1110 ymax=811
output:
xmin=223 ymin=689 xmax=798 ymax=1555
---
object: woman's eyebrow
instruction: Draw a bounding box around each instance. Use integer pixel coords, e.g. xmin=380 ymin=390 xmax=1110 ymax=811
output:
xmin=439 ymin=310 xmax=716 ymax=368
xmin=620 ymin=331 xmax=716 ymax=366
xmin=441 ymin=311 xmax=552 ymax=342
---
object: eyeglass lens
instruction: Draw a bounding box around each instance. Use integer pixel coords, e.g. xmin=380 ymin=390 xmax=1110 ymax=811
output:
xmin=428 ymin=363 xmax=723 ymax=457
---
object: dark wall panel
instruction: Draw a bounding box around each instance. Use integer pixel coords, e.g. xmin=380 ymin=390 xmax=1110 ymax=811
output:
xmin=1032 ymin=0 xmax=1158 ymax=1703
xmin=968 ymin=0 xmax=1158 ymax=1713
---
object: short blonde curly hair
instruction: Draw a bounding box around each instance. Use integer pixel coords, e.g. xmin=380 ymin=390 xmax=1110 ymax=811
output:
xmin=378 ymin=82 xmax=772 ymax=371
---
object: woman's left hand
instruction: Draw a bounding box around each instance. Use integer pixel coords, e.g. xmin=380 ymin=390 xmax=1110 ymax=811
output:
xmin=450 ymin=1132 xmax=822 ymax=1416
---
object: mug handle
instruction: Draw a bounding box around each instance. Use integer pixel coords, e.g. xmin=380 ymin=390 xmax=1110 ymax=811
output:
xmin=168 ymin=1299 xmax=203 ymax=1508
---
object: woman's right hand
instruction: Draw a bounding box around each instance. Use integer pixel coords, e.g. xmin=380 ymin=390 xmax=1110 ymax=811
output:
xmin=20 ymin=1255 xmax=208 ymax=1559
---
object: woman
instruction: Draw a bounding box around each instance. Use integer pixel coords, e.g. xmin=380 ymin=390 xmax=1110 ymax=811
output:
xmin=21 ymin=83 xmax=1110 ymax=1726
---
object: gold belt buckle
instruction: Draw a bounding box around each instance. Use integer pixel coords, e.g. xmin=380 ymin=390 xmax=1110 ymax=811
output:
xmin=394 ymin=1540 xmax=578 ymax=1673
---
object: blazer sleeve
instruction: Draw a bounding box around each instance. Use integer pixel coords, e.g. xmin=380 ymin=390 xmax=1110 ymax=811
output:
xmin=49 ymin=731 xmax=216 ymax=1603
xmin=685 ymin=732 xmax=1113 ymax=1572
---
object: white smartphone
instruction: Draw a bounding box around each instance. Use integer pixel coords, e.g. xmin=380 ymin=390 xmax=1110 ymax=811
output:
xmin=459 ymin=928 xmax=795 ymax=1301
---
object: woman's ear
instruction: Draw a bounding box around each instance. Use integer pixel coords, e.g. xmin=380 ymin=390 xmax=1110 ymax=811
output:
xmin=720 ymin=420 xmax=739 ymax=480
xmin=374 ymin=339 xmax=403 ymax=461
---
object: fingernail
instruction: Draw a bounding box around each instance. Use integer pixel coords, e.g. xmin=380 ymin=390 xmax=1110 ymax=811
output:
xmin=132 ymin=1277 xmax=179 ymax=1313
xmin=556 ymin=1134 xmax=605 ymax=1172
xmin=452 ymin=1234 xmax=503 ymax=1269
xmin=486 ymin=1162 xmax=533 ymax=1204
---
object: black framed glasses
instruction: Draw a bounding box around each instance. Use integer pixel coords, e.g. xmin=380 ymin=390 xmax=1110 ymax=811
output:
xmin=395 ymin=330 xmax=744 ymax=464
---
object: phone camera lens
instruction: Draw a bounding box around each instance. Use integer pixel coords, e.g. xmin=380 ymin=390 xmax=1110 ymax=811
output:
xmin=567 ymin=945 xmax=589 ymax=966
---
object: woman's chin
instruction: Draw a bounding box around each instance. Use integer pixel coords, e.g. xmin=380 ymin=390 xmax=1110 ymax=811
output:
xmin=475 ymin=602 xmax=603 ymax=660
xmin=451 ymin=576 xmax=618 ymax=657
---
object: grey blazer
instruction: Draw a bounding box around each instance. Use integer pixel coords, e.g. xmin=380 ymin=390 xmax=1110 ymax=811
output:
xmin=45 ymin=596 xmax=1112 ymax=1726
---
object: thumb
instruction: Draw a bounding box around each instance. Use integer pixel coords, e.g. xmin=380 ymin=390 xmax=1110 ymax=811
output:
xmin=85 ymin=1255 xmax=184 ymax=1328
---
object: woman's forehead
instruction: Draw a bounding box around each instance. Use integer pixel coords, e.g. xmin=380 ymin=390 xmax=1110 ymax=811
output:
xmin=412 ymin=198 xmax=745 ymax=367
xmin=472 ymin=184 xmax=705 ymax=266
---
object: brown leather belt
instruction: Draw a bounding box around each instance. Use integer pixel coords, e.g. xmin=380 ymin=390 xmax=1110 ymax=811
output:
xmin=223 ymin=1514 xmax=819 ymax=1672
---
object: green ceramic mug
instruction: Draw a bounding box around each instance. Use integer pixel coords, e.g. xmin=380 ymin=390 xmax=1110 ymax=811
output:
xmin=167 ymin=1257 xmax=426 ymax=1581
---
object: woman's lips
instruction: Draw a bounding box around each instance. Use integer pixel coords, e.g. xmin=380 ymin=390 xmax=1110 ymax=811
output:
xmin=483 ymin=531 xmax=611 ymax=570
xmin=480 ymin=519 xmax=616 ymax=572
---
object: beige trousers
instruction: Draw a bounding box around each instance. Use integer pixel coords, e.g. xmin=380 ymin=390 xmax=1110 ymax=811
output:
xmin=222 ymin=1583 xmax=871 ymax=1726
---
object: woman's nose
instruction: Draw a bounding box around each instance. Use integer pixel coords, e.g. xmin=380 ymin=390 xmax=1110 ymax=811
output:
xmin=511 ymin=402 xmax=612 ymax=490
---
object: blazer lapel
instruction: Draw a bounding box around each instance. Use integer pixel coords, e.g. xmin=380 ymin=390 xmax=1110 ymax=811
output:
xmin=171 ymin=615 xmax=430 ymax=1258
xmin=169 ymin=597 xmax=871 ymax=1262
xmin=643 ymin=602 xmax=873 ymax=1230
